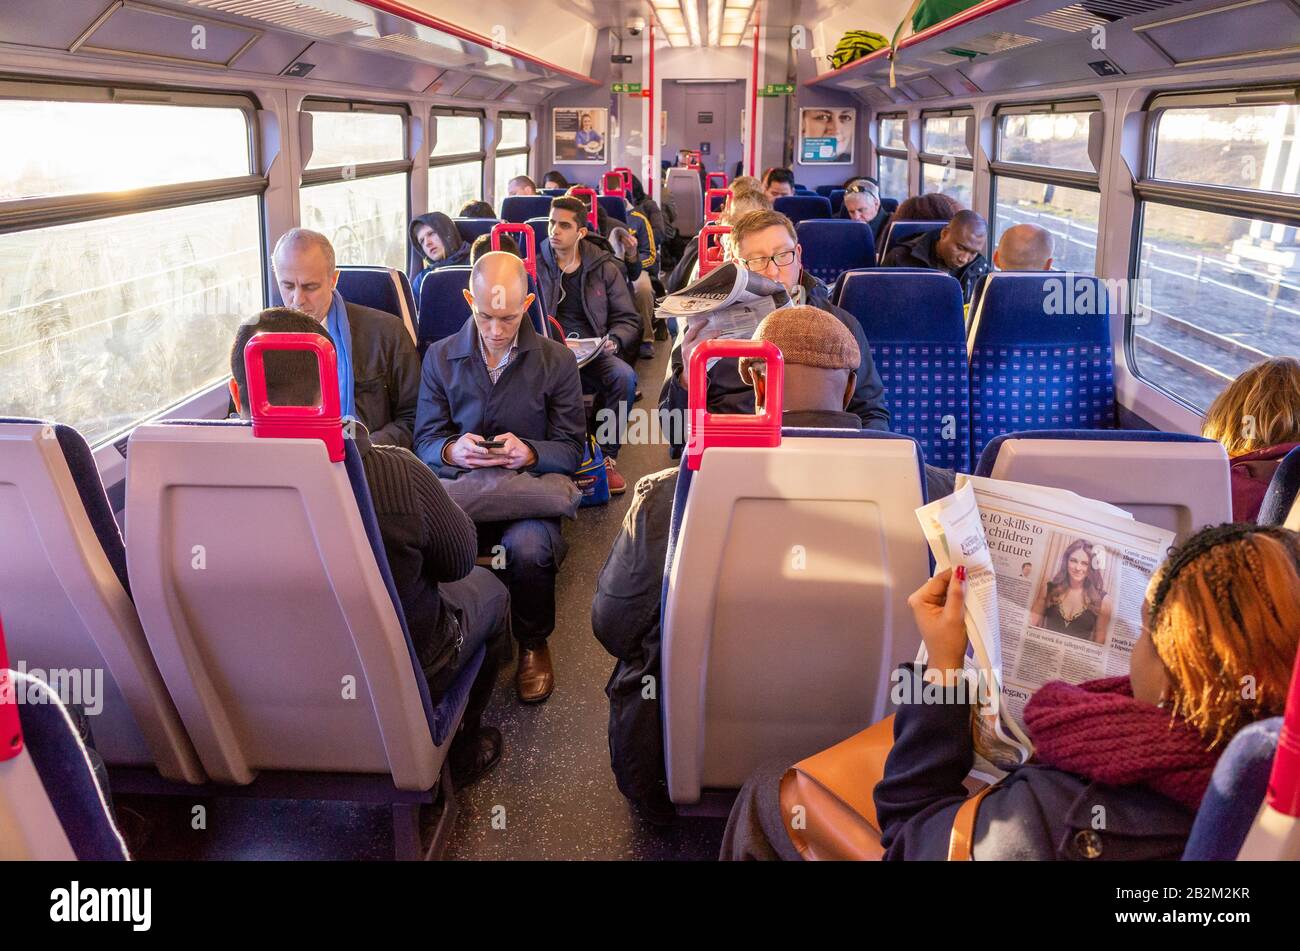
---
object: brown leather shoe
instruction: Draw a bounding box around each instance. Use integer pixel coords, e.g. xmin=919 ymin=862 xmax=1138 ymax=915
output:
xmin=516 ymin=643 xmax=555 ymax=703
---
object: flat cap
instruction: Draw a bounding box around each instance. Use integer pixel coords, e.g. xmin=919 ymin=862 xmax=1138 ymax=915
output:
xmin=738 ymin=305 xmax=861 ymax=383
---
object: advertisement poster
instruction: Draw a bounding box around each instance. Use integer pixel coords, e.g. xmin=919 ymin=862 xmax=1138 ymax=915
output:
xmin=798 ymin=106 xmax=855 ymax=164
xmin=553 ymin=107 xmax=608 ymax=164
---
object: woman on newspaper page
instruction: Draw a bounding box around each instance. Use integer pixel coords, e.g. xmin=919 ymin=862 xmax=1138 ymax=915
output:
xmin=1028 ymin=538 xmax=1114 ymax=643
xmin=720 ymin=524 xmax=1300 ymax=861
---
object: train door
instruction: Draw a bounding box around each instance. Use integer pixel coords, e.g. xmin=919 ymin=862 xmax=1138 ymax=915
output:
xmin=665 ymin=80 xmax=744 ymax=176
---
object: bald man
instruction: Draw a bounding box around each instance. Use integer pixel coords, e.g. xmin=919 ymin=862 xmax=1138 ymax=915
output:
xmin=882 ymin=208 xmax=991 ymax=302
xmin=993 ymin=223 xmax=1055 ymax=271
xmin=414 ymin=252 xmax=585 ymax=703
xmin=272 ymin=228 xmax=420 ymax=447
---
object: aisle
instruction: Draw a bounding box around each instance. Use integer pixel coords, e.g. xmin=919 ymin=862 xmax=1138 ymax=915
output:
xmin=447 ymin=342 xmax=727 ymax=860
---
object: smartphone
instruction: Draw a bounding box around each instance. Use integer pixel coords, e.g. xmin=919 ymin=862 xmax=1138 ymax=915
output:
xmin=476 ymin=439 xmax=505 ymax=450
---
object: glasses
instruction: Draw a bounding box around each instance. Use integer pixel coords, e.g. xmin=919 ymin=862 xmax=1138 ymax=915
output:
xmin=741 ymin=249 xmax=796 ymax=272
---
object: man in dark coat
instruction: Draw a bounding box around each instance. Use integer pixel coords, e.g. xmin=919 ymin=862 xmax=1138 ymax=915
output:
xmin=594 ymin=305 xmax=872 ymax=824
xmin=272 ymin=229 xmax=420 ymax=448
xmin=658 ymin=209 xmax=891 ymax=458
xmin=536 ymin=196 xmax=641 ymax=493
xmin=415 ymin=252 xmax=586 ymax=704
xmin=228 ymin=307 xmax=509 ymax=787
xmin=882 ymin=209 xmax=991 ymax=302
xmin=837 ymin=182 xmax=891 ymax=244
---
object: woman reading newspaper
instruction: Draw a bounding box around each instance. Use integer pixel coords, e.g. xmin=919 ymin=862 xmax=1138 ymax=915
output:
xmin=721 ymin=523 xmax=1300 ymax=861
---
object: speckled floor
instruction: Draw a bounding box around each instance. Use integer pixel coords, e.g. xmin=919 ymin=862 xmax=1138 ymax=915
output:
xmin=115 ymin=341 xmax=726 ymax=861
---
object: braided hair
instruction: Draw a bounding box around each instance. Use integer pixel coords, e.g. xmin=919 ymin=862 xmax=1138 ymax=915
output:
xmin=1146 ymin=522 xmax=1300 ymax=748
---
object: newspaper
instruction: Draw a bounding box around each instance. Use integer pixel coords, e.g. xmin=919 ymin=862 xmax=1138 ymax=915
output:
xmin=915 ymin=475 xmax=1175 ymax=768
xmin=657 ymin=262 xmax=792 ymax=369
xmin=563 ymin=334 xmax=609 ymax=367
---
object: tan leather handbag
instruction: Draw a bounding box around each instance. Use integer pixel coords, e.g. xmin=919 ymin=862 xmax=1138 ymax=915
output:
xmin=779 ymin=715 xmax=994 ymax=861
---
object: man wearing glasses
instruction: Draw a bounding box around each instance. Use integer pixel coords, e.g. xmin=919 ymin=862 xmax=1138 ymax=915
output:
xmin=415 ymin=252 xmax=586 ymax=704
xmin=659 ymin=208 xmax=891 ymax=454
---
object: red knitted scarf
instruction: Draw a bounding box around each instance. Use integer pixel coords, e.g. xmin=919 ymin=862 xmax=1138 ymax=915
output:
xmin=1023 ymin=676 xmax=1220 ymax=812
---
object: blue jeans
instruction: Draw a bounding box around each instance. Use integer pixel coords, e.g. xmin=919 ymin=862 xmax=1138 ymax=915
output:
xmin=477 ymin=518 xmax=567 ymax=645
xmin=581 ymin=351 xmax=638 ymax=459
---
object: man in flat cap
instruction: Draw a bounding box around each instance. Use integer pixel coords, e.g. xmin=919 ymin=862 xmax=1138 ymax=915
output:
xmin=590 ymin=305 xmax=868 ymax=826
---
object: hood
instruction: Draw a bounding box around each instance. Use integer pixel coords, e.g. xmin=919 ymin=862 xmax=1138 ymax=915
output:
xmin=409 ymin=212 xmax=464 ymax=266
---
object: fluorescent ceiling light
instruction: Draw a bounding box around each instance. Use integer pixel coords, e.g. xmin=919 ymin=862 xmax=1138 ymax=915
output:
xmin=720 ymin=32 xmax=742 ymax=46
xmin=657 ymin=8 xmax=685 ymax=30
xmin=682 ymin=0 xmax=702 ymax=47
xmin=707 ymin=0 xmax=722 ymax=46
xmin=722 ymin=8 xmax=749 ymax=31
xmin=652 ymin=0 xmax=678 ymax=9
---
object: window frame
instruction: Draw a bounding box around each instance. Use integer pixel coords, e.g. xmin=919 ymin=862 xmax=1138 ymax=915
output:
xmin=0 ymin=79 xmax=265 ymax=233
xmin=875 ymin=112 xmax=908 ymax=196
xmin=0 ymin=79 xmax=267 ymax=449
xmin=1137 ymin=86 xmax=1300 ymax=226
xmin=429 ymin=107 xmax=485 ymax=177
xmin=987 ymin=98 xmax=1103 ymax=275
xmin=1127 ymin=85 xmax=1300 ymax=413
xmin=300 ymin=98 xmax=412 ymax=188
xmin=494 ymin=112 xmax=531 ymax=202
xmin=918 ymin=108 xmax=975 ymax=174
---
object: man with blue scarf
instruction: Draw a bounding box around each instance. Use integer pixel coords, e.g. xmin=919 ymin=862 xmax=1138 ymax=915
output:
xmin=272 ymin=229 xmax=420 ymax=448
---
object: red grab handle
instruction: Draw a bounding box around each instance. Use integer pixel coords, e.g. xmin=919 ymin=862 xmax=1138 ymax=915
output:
xmin=685 ymin=339 xmax=783 ymax=471
xmin=601 ymin=171 xmax=626 ymax=198
xmin=244 ymin=332 xmax=345 ymax=462
xmin=569 ymin=186 xmax=599 ymax=223
xmin=704 ymin=187 xmax=731 ymax=222
xmin=697 ymin=224 xmax=731 ymax=277
xmin=685 ymin=150 xmax=703 ymax=170
xmin=0 ymin=616 xmax=23 ymax=763
xmin=706 ymin=172 xmax=728 ymax=190
xmin=613 ymin=166 xmax=633 ymax=191
xmin=1268 ymin=639 xmax=1300 ymax=816
xmin=492 ymin=222 xmax=537 ymax=280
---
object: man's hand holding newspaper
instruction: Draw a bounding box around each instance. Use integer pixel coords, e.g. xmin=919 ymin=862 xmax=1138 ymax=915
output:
xmin=914 ymin=475 xmax=1176 ymax=770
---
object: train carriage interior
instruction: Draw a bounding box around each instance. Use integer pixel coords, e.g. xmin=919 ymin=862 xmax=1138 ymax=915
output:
xmin=4 ymin=0 xmax=1300 ymax=870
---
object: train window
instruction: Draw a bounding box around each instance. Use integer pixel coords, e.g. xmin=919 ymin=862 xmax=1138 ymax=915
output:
xmin=1132 ymin=88 xmax=1300 ymax=411
xmin=991 ymin=101 xmax=1101 ymax=272
xmin=0 ymin=84 xmax=264 ymax=448
xmin=429 ymin=110 xmax=484 ymax=215
xmin=1152 ymin=99 xmax=1300 ymax=194
xmin=997 ymin=106 xmax=1094 ymax=172
xmin=0 ymin=99 xmax=248 ymax=200
xmin=876 ymin=113 xmax=908 ymax=201
xmin=304 ymin=110 xmax=404 ymax=170
xmin=921 ymin=112 xmax=971 ymax=158
xmin=992 ymin=178 xmax=1099 ymax=272
xmin=300 ymin=101 xmax=410 ymax=272
xmin=920 ymin=110 xmax=973 ymax=207
xmin=493 ymin=113 xmax=531 ymax=204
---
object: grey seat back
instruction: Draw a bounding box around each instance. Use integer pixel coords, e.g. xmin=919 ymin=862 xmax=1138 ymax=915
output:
xmin=661 ymin=432 xmax=929 ymax=803
xmin=125 ymin=421 xmax=441 ymax=790
xmin=666 ymin=167 xmax=703 ymax=238
xmin=0 ymin=420 xmax=202 ymax=782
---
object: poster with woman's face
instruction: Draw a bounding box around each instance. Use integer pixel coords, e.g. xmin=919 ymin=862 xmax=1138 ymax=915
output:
xmin=553 ymin=107 xmax=608 ymax=164
xmin=798 ymin=106 xmax=855 ymax=165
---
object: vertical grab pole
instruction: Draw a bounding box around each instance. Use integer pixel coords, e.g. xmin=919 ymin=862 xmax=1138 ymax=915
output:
xmin=648 ymin=20 xmax=657 ymax=204
xmin=748 ymin=15 xmax=760 ymax=177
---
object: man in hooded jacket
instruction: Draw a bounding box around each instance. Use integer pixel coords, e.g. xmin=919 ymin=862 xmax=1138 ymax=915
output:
xmin=410 ymin=212 xmax=471 ymax=299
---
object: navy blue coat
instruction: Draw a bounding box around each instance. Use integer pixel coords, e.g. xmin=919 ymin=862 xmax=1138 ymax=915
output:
xmin=414 ymin=313 xmax=586 ymax=479
xmin=876 ymin=665 xmax=1196 ymax=860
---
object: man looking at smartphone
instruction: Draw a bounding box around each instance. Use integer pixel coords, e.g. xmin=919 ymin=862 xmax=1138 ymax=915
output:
xmin=415 ymin=252 xmax=586 ymax=703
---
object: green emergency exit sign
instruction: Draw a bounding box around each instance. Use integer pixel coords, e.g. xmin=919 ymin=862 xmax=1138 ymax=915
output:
xmin=759 ymin=83 xmax=795 ymax=96
xmin=611 ymin=82 xmax=643 ymax=94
